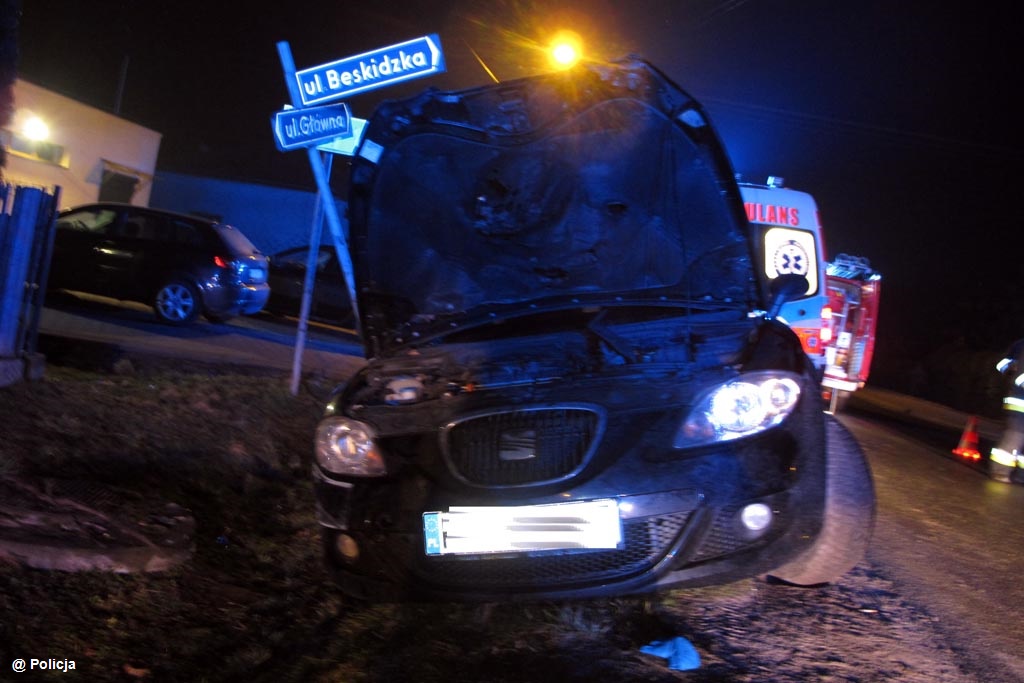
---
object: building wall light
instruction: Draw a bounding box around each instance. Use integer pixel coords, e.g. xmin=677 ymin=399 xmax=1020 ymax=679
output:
xmin=21 ymin=115 xmax=49 ymax=141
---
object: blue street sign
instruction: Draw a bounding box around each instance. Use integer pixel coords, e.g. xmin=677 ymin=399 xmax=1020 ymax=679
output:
xmin=272 ymin=102 xmax=353 ymax=151
xmin=295 ymin=34 xmax=445 ymax=107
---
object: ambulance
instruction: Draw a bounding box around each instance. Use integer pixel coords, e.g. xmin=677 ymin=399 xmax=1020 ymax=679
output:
xmin=740 ymin=178 xmax=881 ymax=409
xmin=739 ymin=178 xmax=830 ymax=370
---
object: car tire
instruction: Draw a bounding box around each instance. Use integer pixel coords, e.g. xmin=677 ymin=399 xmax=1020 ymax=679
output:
xmin=153 ymin=279 xmax=201 ymax=325
xmin=765 ymin=415 xmax=876 ymax=586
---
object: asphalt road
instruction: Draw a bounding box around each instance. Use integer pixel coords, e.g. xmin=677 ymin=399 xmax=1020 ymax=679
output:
xmin=839 ymin=410 xmax=1024 ymax=682
xmin=37 ymin=291 xmax=366 ymax=382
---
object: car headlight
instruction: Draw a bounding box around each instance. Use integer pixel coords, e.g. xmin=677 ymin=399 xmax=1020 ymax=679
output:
xmin=314 ymin=417 xmax=386 ymax=476
xmin=674 ymin=372 xmax=802 ymax=448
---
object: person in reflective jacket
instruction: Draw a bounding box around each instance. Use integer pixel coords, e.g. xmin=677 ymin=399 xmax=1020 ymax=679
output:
xmin=990 ymin=338 xmax=1024 ymax=483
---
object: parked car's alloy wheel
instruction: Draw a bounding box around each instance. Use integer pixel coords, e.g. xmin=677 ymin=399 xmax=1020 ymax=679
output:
xmin=154 ymin=280 xmax=201 ymax=324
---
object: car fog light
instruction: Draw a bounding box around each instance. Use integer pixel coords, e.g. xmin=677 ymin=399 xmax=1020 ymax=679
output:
xmin=336 ymin=533 xmax=360 ymax=564
xmin=740 ymin=503 xmax=772 ymax=532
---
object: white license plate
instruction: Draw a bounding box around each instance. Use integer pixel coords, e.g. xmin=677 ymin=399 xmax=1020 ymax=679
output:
xmin=423 ymin=499 xmax=622 ymax=556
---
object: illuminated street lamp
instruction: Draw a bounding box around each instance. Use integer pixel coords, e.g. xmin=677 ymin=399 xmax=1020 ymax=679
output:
xmin=551 ymin=42 xmax=577 ymax=67
xmin=548 ymin=30 xmax=582 ymax=69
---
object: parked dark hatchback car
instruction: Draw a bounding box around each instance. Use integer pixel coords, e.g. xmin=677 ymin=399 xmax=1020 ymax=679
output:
xmin=264 ymin=245 xmax=354 ymax=327
xmin=48 ymin=203 xmax=270 ymax=324
xmin=311 ymin=58 xmax=875 ymax=602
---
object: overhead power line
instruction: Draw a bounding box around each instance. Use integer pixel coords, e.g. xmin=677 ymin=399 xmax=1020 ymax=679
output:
xmin=698 ymin=95 xmax=1020 ymax=160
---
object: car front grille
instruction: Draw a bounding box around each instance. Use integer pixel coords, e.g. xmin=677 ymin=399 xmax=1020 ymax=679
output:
xmin=416 ymin=511 xmax=692 ymax=590
xmin=441 ymin=406 xmax=602 ymax=487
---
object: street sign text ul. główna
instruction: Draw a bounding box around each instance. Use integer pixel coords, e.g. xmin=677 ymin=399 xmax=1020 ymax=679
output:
xmin=272 ymin=103 xmax=352 ymax=151
xmin=295 ymin=34 xmax=445 ymax=106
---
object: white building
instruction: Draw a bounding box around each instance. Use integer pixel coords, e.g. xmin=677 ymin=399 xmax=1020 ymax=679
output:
xmin=1 ymin=78 xmax=161 ymax=208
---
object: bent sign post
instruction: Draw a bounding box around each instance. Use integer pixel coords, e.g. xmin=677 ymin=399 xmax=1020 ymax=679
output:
xmin=274 ymin=37 xmax=445 ymax=394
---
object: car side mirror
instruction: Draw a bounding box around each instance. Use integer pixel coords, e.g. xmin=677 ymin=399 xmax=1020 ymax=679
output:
xmin=766 ymin=274 xmax=809 ymax=321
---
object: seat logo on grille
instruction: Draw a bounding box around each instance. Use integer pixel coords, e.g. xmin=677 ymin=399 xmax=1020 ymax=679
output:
xmin=498 ymin=428 xmax=537 ymax=461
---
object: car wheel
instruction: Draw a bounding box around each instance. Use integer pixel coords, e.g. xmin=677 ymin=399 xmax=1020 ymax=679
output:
xmin=153 ymin=280 xmax=201 ymax=325
xmin=765 ymin=415 xmax=876 ymax=586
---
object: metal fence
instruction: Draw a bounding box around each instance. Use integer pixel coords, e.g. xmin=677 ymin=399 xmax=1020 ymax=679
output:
xmin=0 ymin=184 xmax=61 ymax=387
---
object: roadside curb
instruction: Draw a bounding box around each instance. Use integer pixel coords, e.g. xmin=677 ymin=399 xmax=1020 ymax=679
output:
xmin=0 ymin=476 xmax=195 ymax=573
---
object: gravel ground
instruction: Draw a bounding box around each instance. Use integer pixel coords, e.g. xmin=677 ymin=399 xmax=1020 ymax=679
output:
xmin=0 ymin=355 xmax=992 ymax=682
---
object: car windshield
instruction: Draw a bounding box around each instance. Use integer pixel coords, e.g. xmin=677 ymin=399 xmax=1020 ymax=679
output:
xmin=363 ymin=97 xmax=753 ymax=319
xmin=274 ymin=247 xmax=333 ymax=272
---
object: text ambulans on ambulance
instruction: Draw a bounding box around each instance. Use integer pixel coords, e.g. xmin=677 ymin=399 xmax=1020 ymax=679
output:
xmin=739 ymin=179 xmax=829 ymax=370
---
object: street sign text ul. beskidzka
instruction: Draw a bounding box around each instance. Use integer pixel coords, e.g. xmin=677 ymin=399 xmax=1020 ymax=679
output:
xmin=295 ymin=34 xmax=445 ymax=106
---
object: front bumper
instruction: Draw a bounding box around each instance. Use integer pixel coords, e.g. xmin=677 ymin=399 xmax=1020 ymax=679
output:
xmin=318 ymin=484 xmax=809 ymax=602
xmin=314 ymin=401 xmax=826 ymax=602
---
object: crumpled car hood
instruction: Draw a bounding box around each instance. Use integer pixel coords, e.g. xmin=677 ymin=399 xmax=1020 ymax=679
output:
xmin=347 ymin=58 xmax=757 ymax=358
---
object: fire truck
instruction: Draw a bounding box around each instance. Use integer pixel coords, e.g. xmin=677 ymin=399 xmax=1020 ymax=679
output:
xmin=739 ymin=178 xmax=881 ymax=410
xmin=820 ymin=254 xmax=881 ymax=409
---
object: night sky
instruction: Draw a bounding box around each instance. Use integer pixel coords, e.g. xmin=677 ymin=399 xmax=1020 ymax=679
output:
xmin=12 ymin=0 xmax=1024 ymax=380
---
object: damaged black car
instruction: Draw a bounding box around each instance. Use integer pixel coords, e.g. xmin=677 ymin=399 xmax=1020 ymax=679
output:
xmin=311 ymin=57 xmax=875 ymax=602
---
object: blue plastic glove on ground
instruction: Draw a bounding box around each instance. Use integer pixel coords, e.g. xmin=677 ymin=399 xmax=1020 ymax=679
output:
xmin=640 ymin=637 xmax=701 ymax=670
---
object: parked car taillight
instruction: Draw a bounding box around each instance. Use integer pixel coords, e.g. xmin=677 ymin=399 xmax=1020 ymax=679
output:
xmin=213 ymin=256 xmax=267 ymax=284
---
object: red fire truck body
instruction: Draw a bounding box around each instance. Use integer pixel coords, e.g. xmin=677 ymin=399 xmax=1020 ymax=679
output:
xmin=821 ymin=255 xmax=881 ymax=394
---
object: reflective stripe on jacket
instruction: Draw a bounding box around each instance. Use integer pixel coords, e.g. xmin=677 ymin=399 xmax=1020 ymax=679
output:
xmin=991 ymin=447 xmax=1017 ymax=467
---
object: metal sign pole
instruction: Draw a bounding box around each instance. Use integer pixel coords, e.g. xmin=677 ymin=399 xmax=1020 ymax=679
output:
xmin=277 ymin=41 xmax=361 ymax=394
xmin=288 ymin=151 xmax=330 ymax=396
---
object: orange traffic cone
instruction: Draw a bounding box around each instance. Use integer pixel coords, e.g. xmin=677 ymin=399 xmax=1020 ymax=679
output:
xmin=952 ymin=415 xmax=982 ymax=460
